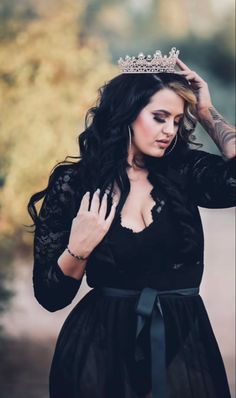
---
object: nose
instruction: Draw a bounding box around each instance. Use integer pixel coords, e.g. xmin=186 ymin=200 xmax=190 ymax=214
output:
xmin=162 ymin=120 xmax=175 ymax=136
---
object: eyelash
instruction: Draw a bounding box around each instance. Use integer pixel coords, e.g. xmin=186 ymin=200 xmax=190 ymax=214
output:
xmin=153 ymin=116 xmax=181 ymax=127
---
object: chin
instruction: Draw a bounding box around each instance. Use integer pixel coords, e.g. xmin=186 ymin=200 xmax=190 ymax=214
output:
xmin=149 ymin=148 xmax=166 ymax=158
xmin=140 ymin=146 xmax=167 ymax=159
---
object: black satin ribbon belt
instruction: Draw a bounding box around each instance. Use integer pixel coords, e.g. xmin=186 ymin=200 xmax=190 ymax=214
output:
xmin=98 ymin=286 xmax=200 ymax=398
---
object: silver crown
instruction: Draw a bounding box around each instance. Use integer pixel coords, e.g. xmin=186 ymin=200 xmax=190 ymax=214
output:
xmin=118 ymin=47 xmax=180 ymax=74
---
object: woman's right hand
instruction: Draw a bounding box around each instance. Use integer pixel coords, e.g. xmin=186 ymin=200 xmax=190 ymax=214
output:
xmin=67 ymin=188 xmax=117 ymax=258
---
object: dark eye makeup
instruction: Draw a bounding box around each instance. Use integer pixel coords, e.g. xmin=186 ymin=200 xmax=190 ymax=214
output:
xmin=153 ymin=116 xmax=182 ymax=126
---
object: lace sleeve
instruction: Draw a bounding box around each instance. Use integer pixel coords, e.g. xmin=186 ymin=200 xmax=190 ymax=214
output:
xmin=33 ymin=164 xmax=83 ymax=312
xmin=185 ymin=149 xmax=236 ymax=208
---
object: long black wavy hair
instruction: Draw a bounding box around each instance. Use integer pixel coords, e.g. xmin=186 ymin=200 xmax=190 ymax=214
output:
xmin=27 ymin=72 xmax=202 ymax=250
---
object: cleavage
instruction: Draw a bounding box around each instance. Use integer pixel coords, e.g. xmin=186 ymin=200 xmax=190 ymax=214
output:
xmin=113 ymin=181 xmax=157 ymax=233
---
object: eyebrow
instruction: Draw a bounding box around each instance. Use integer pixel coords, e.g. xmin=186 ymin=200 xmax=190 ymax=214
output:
xmin=152 ymin=109 xmax=184 ymax=117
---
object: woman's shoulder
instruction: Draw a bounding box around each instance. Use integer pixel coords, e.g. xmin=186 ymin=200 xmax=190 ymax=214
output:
xmin=178 ymin=146 xmax=235 ymax=171
xmin=44 ymin=160 xmax=84 ymax=207
xmin=48 ymin=160 xmax=83 ymax=187
xmin=36 ymin=161 xmax=83 ymax=223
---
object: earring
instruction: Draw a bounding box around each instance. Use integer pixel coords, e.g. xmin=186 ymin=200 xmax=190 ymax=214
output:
xmin=163 ymin=134 xmax=178 ymax=157
xmin=128 ymin=125 xmax=132 ymax=150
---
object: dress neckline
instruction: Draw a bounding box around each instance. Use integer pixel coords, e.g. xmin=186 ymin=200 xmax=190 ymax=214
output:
xmin=117 ymin=186 xmax=161 ymax=235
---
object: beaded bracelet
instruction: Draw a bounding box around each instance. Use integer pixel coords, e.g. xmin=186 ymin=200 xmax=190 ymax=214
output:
xmin=66 ymin=245 xmax=89 ymax=261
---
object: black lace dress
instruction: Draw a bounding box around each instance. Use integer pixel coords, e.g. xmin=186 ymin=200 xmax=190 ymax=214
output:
xmin=32 ymin=149 xmax=236 ymax=398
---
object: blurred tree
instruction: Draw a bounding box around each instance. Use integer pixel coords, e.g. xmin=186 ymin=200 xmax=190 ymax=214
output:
xmin=0 ymin=0 xmax=117 ymax=246
xmin=0 ymin=0 xmax=38 ymax=41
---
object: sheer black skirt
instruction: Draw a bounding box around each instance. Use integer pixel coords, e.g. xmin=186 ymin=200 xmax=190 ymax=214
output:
xmin=49 ymin=288 xmax=231 ymax=398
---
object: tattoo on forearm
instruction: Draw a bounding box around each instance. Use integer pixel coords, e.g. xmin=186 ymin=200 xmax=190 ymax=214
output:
xmin=199 ymin=106 xmax=236 ymax=158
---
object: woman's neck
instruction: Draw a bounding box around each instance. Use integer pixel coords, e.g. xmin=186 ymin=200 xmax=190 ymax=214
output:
xmin=128 ymin=150 xmax=146 ymax=168
xmin=127 ymin=163 xmax=149 ymax=182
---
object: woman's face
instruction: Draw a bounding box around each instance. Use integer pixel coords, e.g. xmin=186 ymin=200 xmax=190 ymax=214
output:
xmin=130 ymin=88 xmax=184 ymax=158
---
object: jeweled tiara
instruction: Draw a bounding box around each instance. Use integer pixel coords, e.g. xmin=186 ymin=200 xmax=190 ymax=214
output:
xmin=118 ymin=47 xmax=180 ymax=74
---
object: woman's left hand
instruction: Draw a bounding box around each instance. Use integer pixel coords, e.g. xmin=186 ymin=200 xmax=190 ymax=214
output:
xmin=175 ymin=58 xmax=213 ymax=118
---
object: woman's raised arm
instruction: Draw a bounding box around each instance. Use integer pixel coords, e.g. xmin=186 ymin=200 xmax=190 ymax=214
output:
xmin=197 ymin=106 xmax=236 ymax=159
xmin=176 ymin=58 xmax=236 ymax=159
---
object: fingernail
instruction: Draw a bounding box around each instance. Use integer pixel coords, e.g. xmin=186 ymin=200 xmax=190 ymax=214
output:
xmin=96 ymin=188 xmax=100 ymax=193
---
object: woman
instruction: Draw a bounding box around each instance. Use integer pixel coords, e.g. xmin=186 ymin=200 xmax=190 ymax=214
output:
xmin=27 ymin=49 xmax=236 ymax=398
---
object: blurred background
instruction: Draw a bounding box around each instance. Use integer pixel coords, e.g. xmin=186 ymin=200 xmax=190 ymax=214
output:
xmin=0 ymin=0 xmax=235 ymax=397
